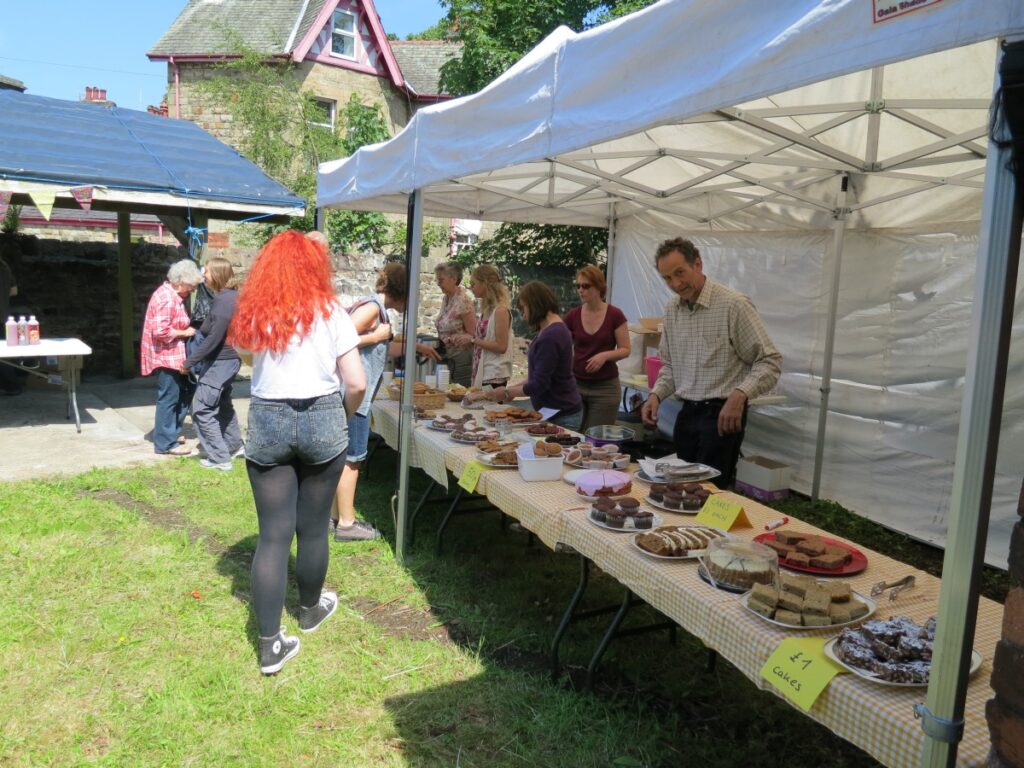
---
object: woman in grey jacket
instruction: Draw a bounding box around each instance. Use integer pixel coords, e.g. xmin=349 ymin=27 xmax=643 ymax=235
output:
xmin=184 ymin=257 xmax=243 ymax=470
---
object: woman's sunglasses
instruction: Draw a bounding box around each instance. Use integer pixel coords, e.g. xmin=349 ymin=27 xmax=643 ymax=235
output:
xmin=575 ymin=283 xmax=592 ymax=290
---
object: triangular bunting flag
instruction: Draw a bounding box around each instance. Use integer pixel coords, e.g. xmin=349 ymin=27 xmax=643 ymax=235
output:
xmin=29 ymin=189 xmax=56 ymax=221
xmin=0 ymin=191 xmax=11 ymax=220
xmin=70 ymin=186 xmax=94 ymax=211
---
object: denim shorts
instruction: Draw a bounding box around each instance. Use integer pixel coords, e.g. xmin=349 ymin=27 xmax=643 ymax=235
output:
xmin=245 ymin=393 xmax=348 ymax=467
xmin=346 ymin=411 xmax=371 ymax=463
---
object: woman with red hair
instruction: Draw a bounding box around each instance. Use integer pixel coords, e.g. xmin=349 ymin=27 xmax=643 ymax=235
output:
xmin=229 ymin=230 xmax=366 ymax=675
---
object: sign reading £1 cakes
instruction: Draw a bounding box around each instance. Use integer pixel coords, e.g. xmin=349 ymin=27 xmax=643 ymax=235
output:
xmin=695 ymin=495 xmax=751 ymax=530
xmin=760 ymin=638 xmax=844 ymax=712
xmin=458 ymin=460 xmax=486 ymax=493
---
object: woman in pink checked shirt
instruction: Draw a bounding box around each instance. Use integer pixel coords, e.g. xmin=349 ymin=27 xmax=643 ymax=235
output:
xmin=140 ymin=260 xmax=203 ymax=455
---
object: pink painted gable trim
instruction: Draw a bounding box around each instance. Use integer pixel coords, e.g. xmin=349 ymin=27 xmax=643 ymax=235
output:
xmin=358 ymin=0 xmax=405 ymax=89
xmin=291 ymin=0 xmax=404 ymax=92
xmin=292 ymin=1 xmax=342 ymax=63
xmin=307 ymin=51 xmax=382 ymax=77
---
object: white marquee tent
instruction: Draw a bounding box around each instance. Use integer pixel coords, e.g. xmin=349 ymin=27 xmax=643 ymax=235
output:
xmin=319 ymin=1 xmax=1024 ymax=763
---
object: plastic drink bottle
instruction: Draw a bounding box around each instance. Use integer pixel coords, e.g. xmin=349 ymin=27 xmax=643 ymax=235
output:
xmin=4 ymin=316 xmax=16 ymax=346
xmin=16 ymin=316 xmax=28 ymax=346
xmin=436 ymin=364 xmax=450 ymax=390
xmin=27 ymin=315 xmax=39 ymax=345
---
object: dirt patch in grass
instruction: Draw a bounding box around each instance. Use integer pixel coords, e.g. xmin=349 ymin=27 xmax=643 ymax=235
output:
xmin=350 ymin=596 xmax=453 ymax=645
xmin=80 ymin=488 xmax=223 ymax=555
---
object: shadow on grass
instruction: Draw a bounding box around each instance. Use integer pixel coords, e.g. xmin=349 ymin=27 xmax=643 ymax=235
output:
xmin=215 ymin=533 xmax=312 ymax=657
xmin=346 ymin=447 xmax=885 ymax=768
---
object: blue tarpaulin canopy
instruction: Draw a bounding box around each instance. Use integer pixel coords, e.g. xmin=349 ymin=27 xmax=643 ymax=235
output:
xmin=0 ymin=90 xmax=304 ymax=221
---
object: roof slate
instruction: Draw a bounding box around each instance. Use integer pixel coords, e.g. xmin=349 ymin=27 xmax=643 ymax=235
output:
xmin=148 ymin=0 xmax=311 ymax=56
xmin=391 ymin=41 xmax=461 ymax=96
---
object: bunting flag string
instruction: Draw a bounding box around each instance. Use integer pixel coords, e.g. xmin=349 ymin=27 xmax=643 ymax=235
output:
xmin=29 ymin=188 xmax=56 ymax=221
xmin=0 ymin=191 xmax=11 ymax=220
xmin=70 ymin=186 xmax=94 ymax=211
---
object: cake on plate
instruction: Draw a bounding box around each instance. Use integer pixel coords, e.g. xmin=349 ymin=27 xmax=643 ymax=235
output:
xmin=575 ymin=470 xmax=632 ymax=497
xmin=705 ymin=539 xmax=777 ymax=590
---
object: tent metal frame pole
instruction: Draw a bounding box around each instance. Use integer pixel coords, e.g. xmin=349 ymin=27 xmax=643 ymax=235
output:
xmin=811 ymin=174 xmax=849 ymax=501
xmin=394 ymin=189 xmax=425 ymax=564
xmin=605 ymin=203 xmax=617 ymax=300
xmin=920 ymin=42 xmax=1020 ymax=768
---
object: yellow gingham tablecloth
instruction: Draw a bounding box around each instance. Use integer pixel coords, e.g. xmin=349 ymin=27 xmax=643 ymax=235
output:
xmin=369 ymin=399 xmax=999 ymax=767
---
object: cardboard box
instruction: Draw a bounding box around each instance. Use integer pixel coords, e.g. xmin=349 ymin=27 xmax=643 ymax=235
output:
xmin=628 ymin=325 xmax=662 ymax=375
xmin=735 ymin=455 xmax=792 ymax=501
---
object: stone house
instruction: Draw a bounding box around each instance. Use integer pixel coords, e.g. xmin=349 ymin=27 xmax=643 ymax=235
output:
xmin=146 ymin=0 xmax=466 ymax=321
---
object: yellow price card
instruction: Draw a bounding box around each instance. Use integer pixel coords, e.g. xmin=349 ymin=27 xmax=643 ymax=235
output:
xmin=760 ymin=637 xmax=844 ymax=712
xmin=695 ymin=495 xmax=752 ymax=530
xmin=458 ymin=461 xmax=486 ymax=493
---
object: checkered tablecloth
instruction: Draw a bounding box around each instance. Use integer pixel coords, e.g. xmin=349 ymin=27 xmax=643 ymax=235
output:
xmin=369 ymin=399 xmax=999 ymax=767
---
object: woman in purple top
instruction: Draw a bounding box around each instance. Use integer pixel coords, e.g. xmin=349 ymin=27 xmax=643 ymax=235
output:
xmin=485 ymin=281 xmax=583 ymax=430
xmin=563 ymin=265 xmax=630 ymax=431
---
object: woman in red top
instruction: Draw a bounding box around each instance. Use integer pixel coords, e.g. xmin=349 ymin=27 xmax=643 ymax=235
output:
xmin=563 ymin=265 xmax=630 ymax=432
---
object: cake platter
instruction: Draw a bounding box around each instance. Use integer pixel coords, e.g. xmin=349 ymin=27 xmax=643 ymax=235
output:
xmin=633 ymin=467 xmax=720 ymax=484
xmin=426 ymin=422 xmax=459 ymax=432
xmin=631 ymin=525 xmax=733 ymax=561
xmin=696 ymin=563 xmax=749 ymax=594
xmin=476 ymin=453 xmax=518 ymax=469
xmin=562 ymin=468 xmax=591 ymax=485
xmin=449 ymin=432 xmax=500 ymax=445
xmin=752 ymin=533 xmax=868 ymax=577
xmin=737 ymin=590 xmax=877 ymax=630
xmin=586 ymin=508 xmax=663 ymax=532
xmin=822 ymin=638 xmax=982 ymax=688
xmin=644 ymin=494 xmax=703 ymax=515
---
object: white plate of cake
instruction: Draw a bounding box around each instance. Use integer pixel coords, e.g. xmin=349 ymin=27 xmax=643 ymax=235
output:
xmin=823 ymin=616 xmax=982 ymax=687
xmin=632 ymin=525 xmax=731 ymax=560
xmin=739 ymin=572 xmax=875 ymax=630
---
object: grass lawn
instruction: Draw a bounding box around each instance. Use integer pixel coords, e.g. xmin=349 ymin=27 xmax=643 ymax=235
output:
xmin=0 ymin=448 xmax=1006 ymax=767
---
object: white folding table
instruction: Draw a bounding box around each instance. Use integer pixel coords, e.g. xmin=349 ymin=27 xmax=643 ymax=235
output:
xmin=0 ymin=338 xmax=92 ymax=432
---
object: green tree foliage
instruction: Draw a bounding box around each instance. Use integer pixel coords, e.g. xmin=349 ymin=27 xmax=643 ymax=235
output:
xmin=436 ymin=0 xmax=657 ymax=269
xmin=406 ymin=18 xmax=454 ymax=41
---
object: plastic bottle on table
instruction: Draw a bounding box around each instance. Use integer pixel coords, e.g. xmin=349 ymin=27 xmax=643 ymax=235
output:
xmin=435 ymin=364 xmax=450 ymax=390
xmin=4 ymin=316 xmax=16 ymax=346
xmin=16 ymin=316 xmax=28 ymax=346
xmin=27 ymin=315 xmax=39 ymax=345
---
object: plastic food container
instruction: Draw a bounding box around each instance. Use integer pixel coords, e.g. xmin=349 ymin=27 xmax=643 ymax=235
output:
xmin=516 ymin=443 xmax=564 ymax=482
xmin=701 ymin=538 xmax=778 ymax=592
xmin=584 ymin=425 xmax=636 ymax=448
xmin=645 ymin=355 xmax=664 ymax=389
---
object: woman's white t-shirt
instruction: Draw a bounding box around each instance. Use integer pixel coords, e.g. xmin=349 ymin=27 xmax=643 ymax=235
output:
xmin=250 ymin=304 xmax=360 ymax=399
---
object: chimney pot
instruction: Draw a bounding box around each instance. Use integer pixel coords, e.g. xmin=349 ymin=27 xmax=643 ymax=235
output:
xmin=85 ymin=86 xmax=93 ymax=100
xmin=99 ymin=88 xmax=107 ymax=100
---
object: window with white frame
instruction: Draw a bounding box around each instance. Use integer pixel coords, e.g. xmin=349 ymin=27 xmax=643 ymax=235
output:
xmin=452 ymin=232 xmax=478 ymax=255
xmin=309 ymin=98 xmax=336 ymax=130
xmin=331 ymin=9 xmax=357 ymax=59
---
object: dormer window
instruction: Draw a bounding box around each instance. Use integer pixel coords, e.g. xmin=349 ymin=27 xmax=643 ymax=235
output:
xmin=331 ymin=9 xmax=356 ymax=59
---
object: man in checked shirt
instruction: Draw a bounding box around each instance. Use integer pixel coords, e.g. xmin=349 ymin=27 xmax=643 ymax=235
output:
xmin=641 ymin=237 xmax=782 ymax=487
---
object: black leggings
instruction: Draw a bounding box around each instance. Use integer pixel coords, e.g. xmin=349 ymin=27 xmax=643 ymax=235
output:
xmin=247 ymin=453 xmax=346 ymax=637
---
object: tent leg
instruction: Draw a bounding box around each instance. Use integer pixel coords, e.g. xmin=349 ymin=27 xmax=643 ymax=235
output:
xmin=394 ymin=190 xmax=424 ymax=564
xmin=920 ymin=42 xmax=1023 ymax=768
xmin=811 ymin=175 xmax=849 ymax=501
xmin=117 ymin=212 xmax=134 ymax=378
xmin=605 ymin=204 xmax=617 ymax=300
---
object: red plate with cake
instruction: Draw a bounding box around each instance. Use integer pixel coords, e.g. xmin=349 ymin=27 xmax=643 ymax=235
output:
xmin=752 ymin=531 xmax=868 ymax=576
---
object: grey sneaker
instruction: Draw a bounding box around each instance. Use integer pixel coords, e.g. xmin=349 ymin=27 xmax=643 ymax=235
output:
xmin=199 ymin=458 xmax=232 ymax=471
xmin=260 ymin=627 xmax=300 ymax=674
xmin=232 ymin=444 xmax=246 ymax=458
xmin=334 ymin=520 xmax=382 ymax=542
xmin=299 ymin=591 xmax=338 ymax=633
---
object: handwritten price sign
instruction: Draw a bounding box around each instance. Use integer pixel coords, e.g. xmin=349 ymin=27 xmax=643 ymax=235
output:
xmin=695 ymin=495 xmax=751 ymax=530
xmin=458 ymin=461 xmax=486 ymax=493
xmin=760 ymin=637 xmax=844 ymax=711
